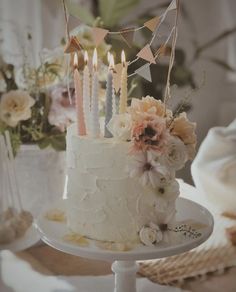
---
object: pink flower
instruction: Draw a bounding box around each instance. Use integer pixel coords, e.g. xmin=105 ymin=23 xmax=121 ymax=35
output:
xmin=131 ymin=114 xmax=169 ymax=153
xmin=48 ymin=86 xmax=76 ymax=132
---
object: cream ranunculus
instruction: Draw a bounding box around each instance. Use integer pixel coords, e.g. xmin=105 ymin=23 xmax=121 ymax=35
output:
xmin=139 ymin=223 xmax=163 ymax=246
xmin=107 ymin=113 xmax=132 ymax=141
xmin=161 ymin=136 xmax=188 ymax=170
xmin=0 ymin=90 xmax=35 ymax=127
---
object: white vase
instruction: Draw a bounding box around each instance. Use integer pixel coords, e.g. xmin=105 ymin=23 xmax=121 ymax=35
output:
xmin=15 ymin=145 xmax=66 ymax=217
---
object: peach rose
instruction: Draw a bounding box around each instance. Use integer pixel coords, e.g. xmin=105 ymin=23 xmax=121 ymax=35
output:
xmin=170 ymin=112 xmax=197 ymax=145
xmin=129 ymin=96 xmax=172 ymax=120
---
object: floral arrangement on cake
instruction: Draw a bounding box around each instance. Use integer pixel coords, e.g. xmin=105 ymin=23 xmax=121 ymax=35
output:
xmin=108 ymin=96 xmax=196 ymax=188
xmin=107 ymin=96 xmax=196 ymax=246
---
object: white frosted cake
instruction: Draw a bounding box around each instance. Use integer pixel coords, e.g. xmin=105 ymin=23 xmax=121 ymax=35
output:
xmin=65 ymin=96 xmax=196 ymax=246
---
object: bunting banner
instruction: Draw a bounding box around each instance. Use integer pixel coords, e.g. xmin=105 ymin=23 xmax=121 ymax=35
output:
xmin=144 ymin=16 xmax=160 ymax=32
xmin=155 ymin=44 xmax=171 ymax=58
xmin=136 ymin=44 xmax=156 ymax=64
xmin=64 ymin=36 xmax=83 ymax=53
xmin=64 ymin=0 xmax=179 ymax=84
xmin=92 ymin=27 xmax=109 ymax=47
xmin=167 ymin=0 xmax=177 ymax=11
xmin=120 ymin=28 xmax=135 ymax=48
xmin=135 ymin=63 xmax=152 ymax=82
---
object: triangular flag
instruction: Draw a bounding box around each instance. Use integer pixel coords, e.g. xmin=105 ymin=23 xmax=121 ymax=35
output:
xmin=92 ymin=27 xmax=109 ymax=47
xmin=154 ymin=44 xmax=170 ymax=59
xmin=137 ymin=44 xmax=156 ymax=64
xmin=135 ymin=63 xmax=152 ymax=82
xmin=144 ymin=16 xmax=160 ymax=32
xmin=120 ymin=28 xmax=135 ymax=47
xmin=167 ymin=0 xmax=177 ymax=11
xmin=64 ymin=36 xmax=83 ymax=53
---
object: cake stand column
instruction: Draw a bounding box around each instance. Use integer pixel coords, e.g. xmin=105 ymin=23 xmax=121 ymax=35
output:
xmin=111 ymin=260 xmax=139 ymax=292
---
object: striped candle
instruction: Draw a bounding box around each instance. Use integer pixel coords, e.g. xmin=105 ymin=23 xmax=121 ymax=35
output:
xmin=104 ymin=53 xmax=114 ymax=138
xmin=90 ymin=48 xmax=100 ymax=138
xmin=119 ymin=50 xmax=128 ymax=114
xmin=83 ymin=51 xmax=90 ymax=135
xmin=74 ymin=53 xmax=86 ymax=136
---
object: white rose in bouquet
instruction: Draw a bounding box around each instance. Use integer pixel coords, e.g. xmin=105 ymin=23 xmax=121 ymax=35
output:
xmin=0 ymin=90 xmax=35 ymax=127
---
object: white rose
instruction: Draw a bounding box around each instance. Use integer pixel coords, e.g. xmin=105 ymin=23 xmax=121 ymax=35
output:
xmin=162 ymin=136 xmax=188 ymax=170
xmin=0 ymin=90 xmax=35 ymax=127
xmin=107 ymin=113 xmax=132 ymax=141
xmin=139 ymin=224 xmax=163 ymax=246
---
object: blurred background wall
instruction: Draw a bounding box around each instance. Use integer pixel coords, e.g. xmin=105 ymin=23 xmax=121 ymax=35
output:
xmin=0 ymin=0 xmax=235 ymax=183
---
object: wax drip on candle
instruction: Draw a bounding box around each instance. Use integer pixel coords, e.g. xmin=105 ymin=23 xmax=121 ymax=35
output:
xmin=104 ymin=53 xmax=115 ymax=138
xmin=90 ymin=48 xmax=100 ymax=138
xmin=74 ymin=53 xmax=86 ymax=135
xmin=83 ymin=51 xmax=91 ymax=135
xmin=119 ymin=50 xmax=128 ymax=114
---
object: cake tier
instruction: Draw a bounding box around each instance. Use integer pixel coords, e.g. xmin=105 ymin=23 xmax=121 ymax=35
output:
xmin=65 ymin=124 xmax=178 ymax=243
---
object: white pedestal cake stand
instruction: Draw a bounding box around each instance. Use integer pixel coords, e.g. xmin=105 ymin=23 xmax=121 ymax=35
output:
xmin=35 ymin=197 xmax=214 ymax=292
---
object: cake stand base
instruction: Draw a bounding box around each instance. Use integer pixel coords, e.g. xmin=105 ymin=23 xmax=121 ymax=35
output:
xmin=112 ymin=261 xmax=139 ymax=292
xmin=35 ymin=197 xmax=214 ymax=292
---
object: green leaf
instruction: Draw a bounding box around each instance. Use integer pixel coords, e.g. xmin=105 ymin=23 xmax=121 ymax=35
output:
xmin=207 ymin=57 xmax=236 ymax=72
xmin=99 ymin=0 xmax=140 ymax=27
xmin=66 ymin=1 xmax=95 ymax=26
xmin=50 ymin=135 xmax=66 ymax=151
xmin=0 ymin=120 xmax=7 ymax=132
xmin=37 ymin=138 xmax=51 ymax=149
xmin=9 ymin=131 xmax=21 ymax=157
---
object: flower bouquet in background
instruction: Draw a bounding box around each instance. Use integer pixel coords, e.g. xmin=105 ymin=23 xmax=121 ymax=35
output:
xmin=0 ymin=24 xmax=110 ymax=215
xmin=0 ymin=25 xmax=110 ymax=155
xmin=0 ymin=55 xmax=72 ymax=154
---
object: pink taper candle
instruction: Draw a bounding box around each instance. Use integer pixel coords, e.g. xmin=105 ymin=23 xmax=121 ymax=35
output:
xmin=74 ymin=53 xmax=86 ymax=135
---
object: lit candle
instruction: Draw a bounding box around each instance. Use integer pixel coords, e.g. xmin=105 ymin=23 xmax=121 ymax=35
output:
xmin=74 ymin=53 xmax=86 ymax=135
xmin=119 ymin=50 xmax=127 ymax=114
xmin=83 ymin=51 xmax=90 ymax=134
xmin=104 ymin=53 xmax=114 ymax=138
xmin=90 ymin=48 xmax=100 ymax=138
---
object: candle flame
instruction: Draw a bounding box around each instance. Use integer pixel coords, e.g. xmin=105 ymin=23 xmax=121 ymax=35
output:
xmin=73 ymin=53 xmax=78 ymax=68
xmin=84 ymin=51 xmax=88 ymax=65
xmin=121 ymin=50 xmax=126 ymax=67
xmin=93 ymin=48 xmax=98 ymax=70
xmin=109 ymin=54 xmax=114 ymax=69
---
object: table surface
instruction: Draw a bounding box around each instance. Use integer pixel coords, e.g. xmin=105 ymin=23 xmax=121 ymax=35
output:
xmin=16 ymin=244 xmax=236 ymax=292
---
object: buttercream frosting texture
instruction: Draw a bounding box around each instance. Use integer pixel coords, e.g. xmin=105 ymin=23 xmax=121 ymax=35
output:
xmin=65 ymin=124 xmax=179 ymax=243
